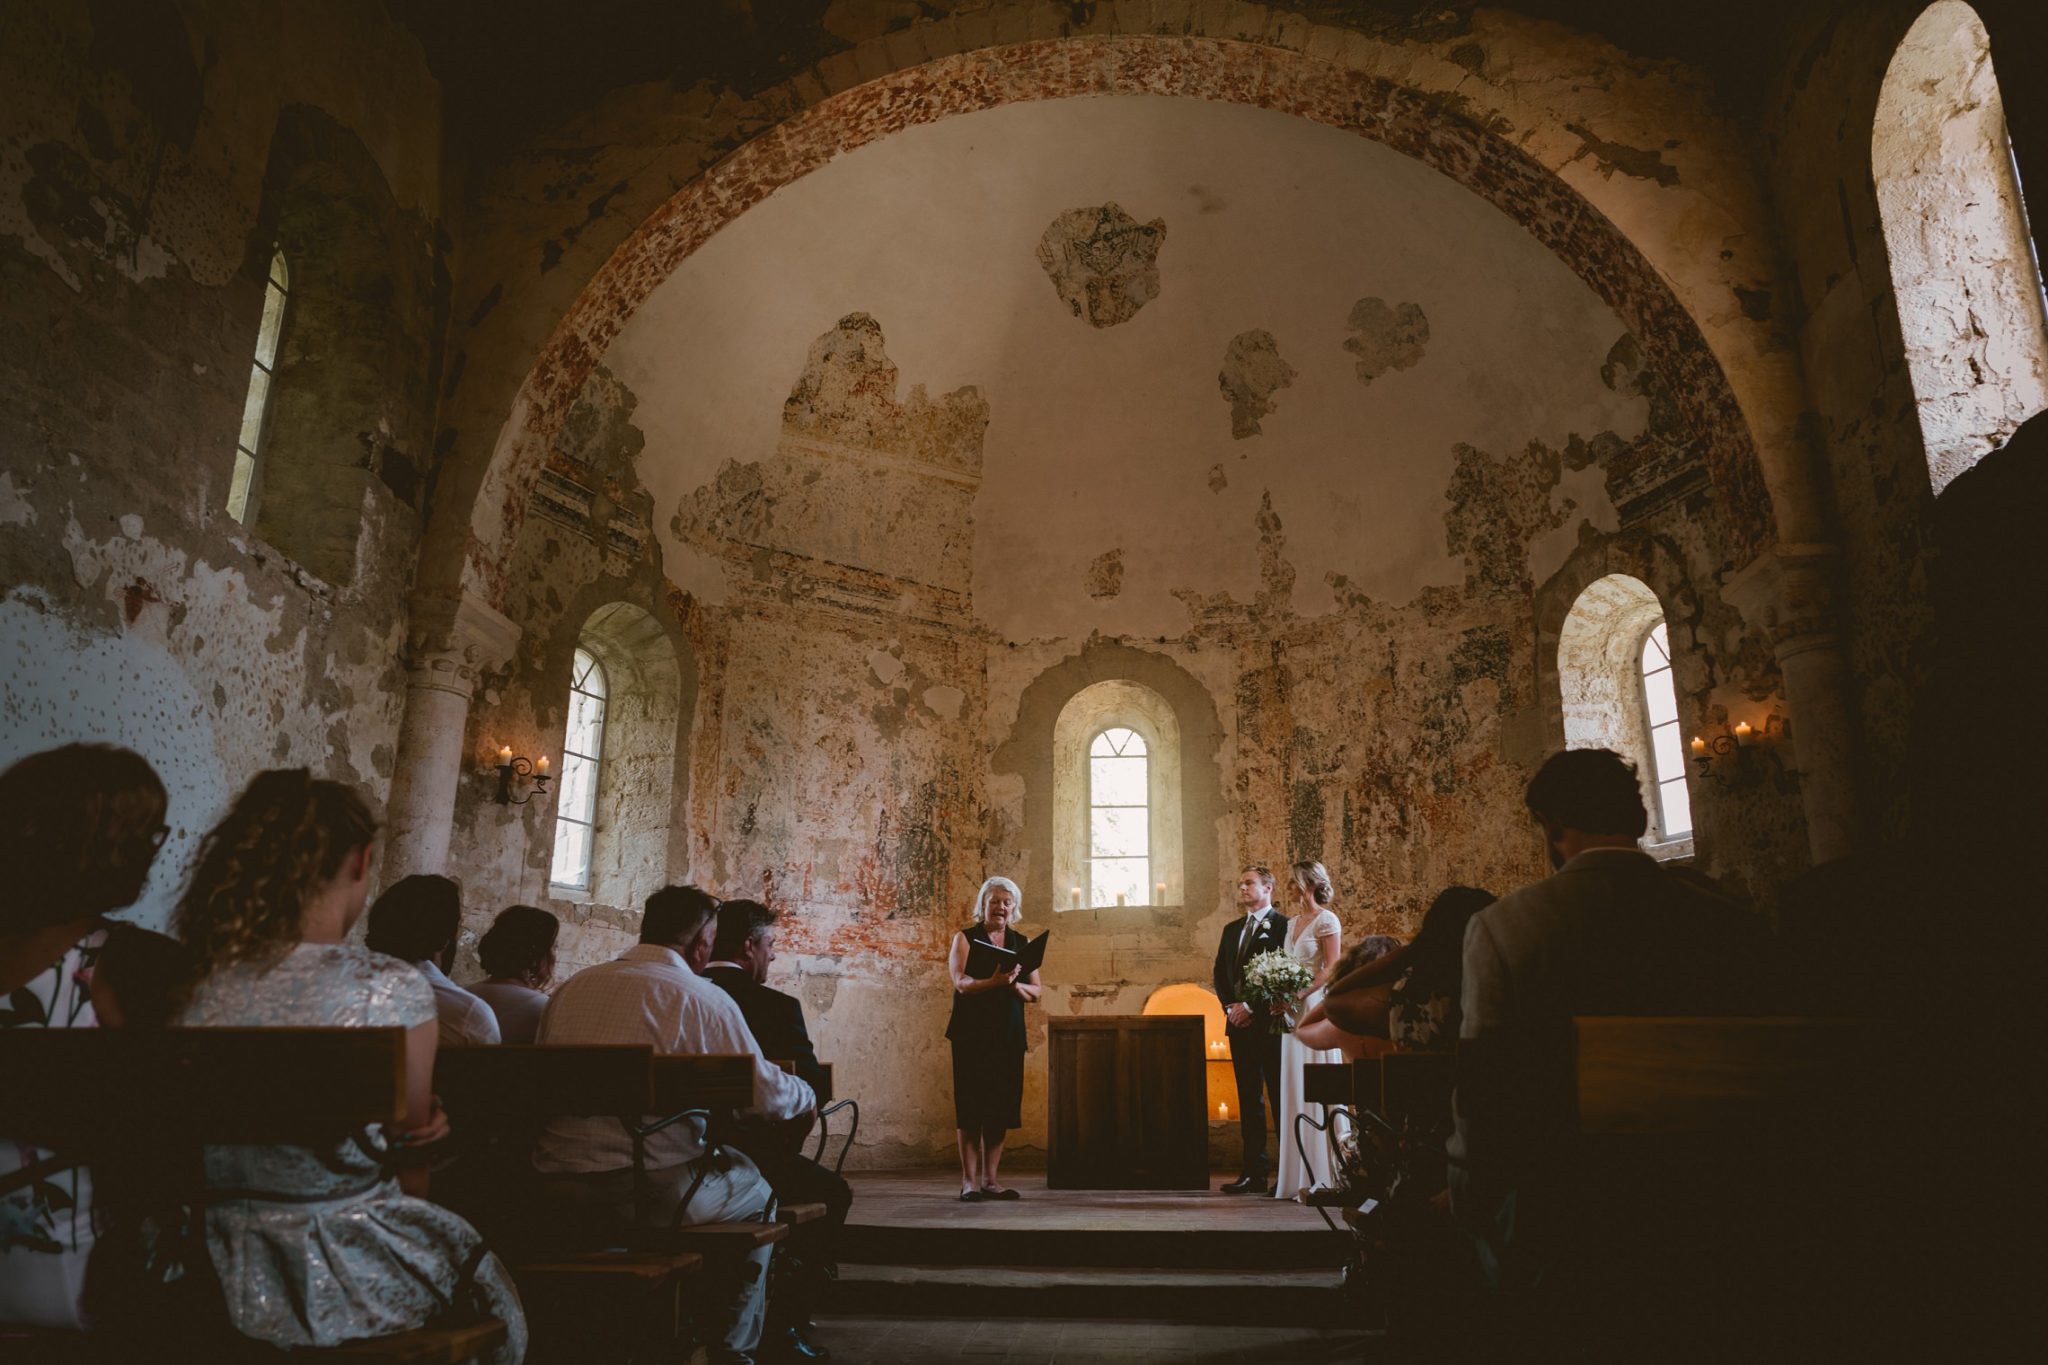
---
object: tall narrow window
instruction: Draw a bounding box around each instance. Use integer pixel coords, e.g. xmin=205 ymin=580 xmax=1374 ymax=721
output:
xmin=1088 ymin=727 xmax=1150 ymax=906
xmin=550 ymin=648 xmax=608 ymax=891
xmin=228 ymin=247 xmax=289 ymax=523
xmin=1638 ymin=623 xmax=1692 ymax=840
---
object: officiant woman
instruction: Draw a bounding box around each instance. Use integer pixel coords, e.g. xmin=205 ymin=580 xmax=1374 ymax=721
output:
xmin=945 ymin=875 xmax=1042 ymax=1202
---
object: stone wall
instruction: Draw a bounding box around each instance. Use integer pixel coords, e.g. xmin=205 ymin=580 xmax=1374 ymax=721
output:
xmin=0 ymin=0 xmax=448 ymax=925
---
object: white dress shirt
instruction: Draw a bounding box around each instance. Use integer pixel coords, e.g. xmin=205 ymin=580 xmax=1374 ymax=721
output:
xmin=417 ymin=959 xmax=501 ymax=1047
xmin=532 ymin=943 xmax=815 ymax=1175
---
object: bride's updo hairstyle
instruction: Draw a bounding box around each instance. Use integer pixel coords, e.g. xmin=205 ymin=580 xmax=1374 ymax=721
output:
xmin=176 ymin=768 xmax=377 ymax=976
xmin=1287 ymin=860 xmax=1335 ymax=908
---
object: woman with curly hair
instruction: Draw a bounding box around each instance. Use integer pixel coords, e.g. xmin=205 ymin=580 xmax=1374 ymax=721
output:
xmin=175 ymin=769 xmax=525 ymax=1361
xmin=0 ymin=744 xmax=170 ymax=1329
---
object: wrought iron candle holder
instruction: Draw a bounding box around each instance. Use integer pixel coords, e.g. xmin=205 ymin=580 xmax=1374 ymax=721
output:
xmin=493 ymin=747 xmax=552 ymax=806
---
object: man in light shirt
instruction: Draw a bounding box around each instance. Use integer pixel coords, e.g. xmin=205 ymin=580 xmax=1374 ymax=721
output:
xmin=535 ymin=885 xmax=815 ymax=1364
xmin=364 ymin=874 xmax=500 ymax=1047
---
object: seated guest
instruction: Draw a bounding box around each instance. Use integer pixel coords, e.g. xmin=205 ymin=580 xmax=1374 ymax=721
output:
xmin=1294 ymin=932 xmax=1406 ymax=1056
xmin=176 ymin=770 xmax=525 ymax=1361
xmin=535 ymin=886 xmax=814 ymax=1365
xmin=703 ymin=899 xmax=850 ymax=1362
xmin=1299 ymin=890 xmax=1496 ymax=1054
xmin=702 ymin=899 xmax=823 ymax=1092
xmin=1450 ymin=748 xmax=1761 ymax=1293
xmin=365 ymin=873 xmax=500 ymax=1046
xmin=469 ymin=905 xmax=558 ymax=1044
xmin=0 ymin=744 xmax=169 ymax=1331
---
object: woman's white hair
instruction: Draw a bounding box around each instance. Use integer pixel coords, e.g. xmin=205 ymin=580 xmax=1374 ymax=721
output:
xmin=973 ymin=875 xmax=1024 ymax=924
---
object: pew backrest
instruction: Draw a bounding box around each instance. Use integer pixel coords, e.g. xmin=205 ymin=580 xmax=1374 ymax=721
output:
xmin=649 ymin=1054 xmax=754 ymax=1114
xmin=0 ymin=1027 xmax=406 ymax=1148
xmin=436 ymin=1044 xmax=654 ymax=1121
xmin=1570 ymin=1016 xmax=1882 ymax=1136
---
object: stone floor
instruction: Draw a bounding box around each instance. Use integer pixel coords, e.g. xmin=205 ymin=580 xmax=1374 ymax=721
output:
xmin=844 ymin=1170 xmax=1333 ymax=1232
xmin=810 ymin=1314 xmax=1376 ymax=1363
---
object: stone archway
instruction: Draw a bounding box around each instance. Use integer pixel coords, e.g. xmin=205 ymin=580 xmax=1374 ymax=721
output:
xmin=451 ymin=34 xmax=1780 ymax=608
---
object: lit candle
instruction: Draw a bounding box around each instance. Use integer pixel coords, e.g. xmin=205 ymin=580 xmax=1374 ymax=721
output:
xmin=1218 ymin=1101 xmax=1229 ymax=1119
xmin=498 ymin=745 xmax=513 ymax=762
xmin=1690 ymin=736 xmax=1706 ymax=756
xmin=535 ymin=756 xmax=549 ymax=774
xmin=1155 ymin=881 xmax=1167 ymax=903
xmin=1070 ymin=887 xmax=1082 ymax=909
xmin=1115 ymin=891 xmax=1127 ymax=907
xmin=1734 ymin=721 xmax=1753 ymax=742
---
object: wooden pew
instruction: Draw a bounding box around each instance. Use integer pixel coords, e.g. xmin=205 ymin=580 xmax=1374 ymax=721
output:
xmin=0 ymin=1028 xmax=506 ymax=1365
xmin=1460 ymin=1016 xmax=1890 ymax=1357
xmin=437 ymin=1048 xmax=770 ymax=1363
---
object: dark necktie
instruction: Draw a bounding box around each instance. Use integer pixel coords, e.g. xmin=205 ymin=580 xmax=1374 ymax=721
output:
xmin=1238 ymin=912 xmax=1263 ymax=970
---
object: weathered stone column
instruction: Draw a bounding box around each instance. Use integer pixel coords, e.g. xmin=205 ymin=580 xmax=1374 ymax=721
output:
xmin=1724 ymin=543 xmax=1862 ymax=864
xmin=384 ymin=590 xmax=523 ymax=879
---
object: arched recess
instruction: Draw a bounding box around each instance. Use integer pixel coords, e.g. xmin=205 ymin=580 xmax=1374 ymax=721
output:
xmin=1143 ymin=983 xmax=1234 ymax=1116
xmin=1053 ymin=681 xmax=1184 ymax=911
xmin=1556 ymin=574 xmax=1693 ymax=850
xmin=442 ymin=35 xmax=1781 ymax=609
xmin=243 ymin=105 xmax=439 ymax=584
xmin=1875 ymin=1 xmax=2048 ymax=495
xmin=995 ymin=641 xmax=1224 ymax=924
xmin=551 ymin=601 xmax=689 ymax=913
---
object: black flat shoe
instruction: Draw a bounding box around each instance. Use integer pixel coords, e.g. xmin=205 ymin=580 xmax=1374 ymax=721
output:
xmin=980 ymin=1185 xmax=1021 ymax=1201
xmin=1220 ymin=1175 xmax=1268 ymax=1194
xmin=958 ymin=1188 xmax=983 ymax=1202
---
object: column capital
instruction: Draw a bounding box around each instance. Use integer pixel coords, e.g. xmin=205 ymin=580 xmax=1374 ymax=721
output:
xmin=1722 ymin=541 xmax=1843 ymax=660
xmin=403 ymin=590 xmax=522 ymax=695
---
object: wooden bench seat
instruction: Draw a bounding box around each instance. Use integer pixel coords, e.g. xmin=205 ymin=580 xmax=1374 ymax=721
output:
xmin=662 ymin=1220 xmax=790 ymax=1253
xmin=774 ymin=1201 xmax=828 ymax=1226
xmin=513 ymin=1248 xmax=704 ymax=1283
xmin=294 ymin=1319 xmax=509 ymax=1364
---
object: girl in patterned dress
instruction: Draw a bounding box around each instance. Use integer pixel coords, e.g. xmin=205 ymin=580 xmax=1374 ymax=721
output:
xmin=176 ymin=770 xmax=526 ymax=1361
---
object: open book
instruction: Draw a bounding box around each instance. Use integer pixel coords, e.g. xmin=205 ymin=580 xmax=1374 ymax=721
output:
xmin=964 ymin=930 xmax=1050 ymax=981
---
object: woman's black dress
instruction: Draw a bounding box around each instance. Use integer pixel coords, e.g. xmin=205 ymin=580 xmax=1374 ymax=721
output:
xmin=946 ymin=923 xmax=1027 ymax=1131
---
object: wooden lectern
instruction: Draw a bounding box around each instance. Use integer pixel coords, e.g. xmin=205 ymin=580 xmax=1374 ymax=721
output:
xmin=1046 ymin=1015 xmax=1207 ymax=1189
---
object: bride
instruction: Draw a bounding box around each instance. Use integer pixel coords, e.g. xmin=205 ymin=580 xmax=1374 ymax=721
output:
xmin=1273 ymin=860 xmax=1345 ymax=1200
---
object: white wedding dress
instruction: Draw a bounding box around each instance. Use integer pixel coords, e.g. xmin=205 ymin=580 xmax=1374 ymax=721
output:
xmin=1274 ymin=907 xmax=1345 ymax=1200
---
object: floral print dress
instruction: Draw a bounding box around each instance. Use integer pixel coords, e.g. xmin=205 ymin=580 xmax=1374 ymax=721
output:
xmin=181 ymin=943 xmax=526 ymax=1361
xmin=0 ymin=929 xmax=107 ymax=1328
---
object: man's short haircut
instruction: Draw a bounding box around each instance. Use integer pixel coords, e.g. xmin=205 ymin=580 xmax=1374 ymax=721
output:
xmin=1524 ymin=747 xmax=1649 ymax=839
xmin=642 ymin=884 xmax=720 ymax=947
xmin=364 ymin=874 xmax=462 ymax=962
xmin=1241 ymin=863 xmax=1275 ymax=888
xmin=712 ymin=898 xmax=777 ymax=961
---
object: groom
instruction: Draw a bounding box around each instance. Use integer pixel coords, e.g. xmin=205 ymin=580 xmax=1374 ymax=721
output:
xmin=1213 ymin=863 xmax=1288 ymax=1194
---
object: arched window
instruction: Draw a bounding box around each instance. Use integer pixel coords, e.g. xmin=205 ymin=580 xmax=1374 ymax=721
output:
xmin=227 ymin=246 xmax=289 ymax=524
xmin=1558 ymin=573 xmax=1694 ymax=852
xmin=1052 ymin=680 xmax=1184 ymax=910
xmin=549 ymin=648 xmax=608 ymax=892
xmin=1638 ymin=623 xmax=1692 ymax=840
xmin=1089 ymin=726 xmax=1149 ymax=906
xmin=1875 ymin=1 xmax=2048 ymax=494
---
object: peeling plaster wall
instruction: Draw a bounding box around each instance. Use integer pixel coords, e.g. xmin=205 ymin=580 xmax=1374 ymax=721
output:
xmin=454 ymin=94 xmax=1806 ymax=1169
xmin=0 ymin=0 xmax=448 ymax=925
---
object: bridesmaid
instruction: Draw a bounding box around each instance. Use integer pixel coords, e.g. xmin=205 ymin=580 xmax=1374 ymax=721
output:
xmin=1273 ymin=860 xmax=1345 ymax=1200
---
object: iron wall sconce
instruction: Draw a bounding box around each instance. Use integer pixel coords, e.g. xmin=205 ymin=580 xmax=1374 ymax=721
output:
xmin=1690 ymin=717 xmax=1785 ymax=780
xmin=494 ymin=746 xmax=552 ymax=806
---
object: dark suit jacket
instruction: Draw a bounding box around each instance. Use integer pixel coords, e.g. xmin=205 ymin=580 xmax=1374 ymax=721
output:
xmin=702 ymin=964 xmax=825 ymax=1093
xmin=1213 ymin=909 xmax=1289 ymax=1033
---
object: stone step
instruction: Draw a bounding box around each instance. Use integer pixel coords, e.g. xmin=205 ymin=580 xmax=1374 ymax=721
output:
xmin=840 ymin=1219 xmax=1347 ymax=1271
xmin=825 ymin=1263 xmax=1357 ymax=1327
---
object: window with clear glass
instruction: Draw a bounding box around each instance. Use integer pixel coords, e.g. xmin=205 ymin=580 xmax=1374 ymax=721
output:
xmin=550 ymin=648 xmax=608 ymax=891
xmin=1088 ymin=727 xmax=1150 ymax=906
xmin=1638 ymin=623 xmax=1692 ymax=840
xmin=228 ymin=247 xmax=289 ymax=523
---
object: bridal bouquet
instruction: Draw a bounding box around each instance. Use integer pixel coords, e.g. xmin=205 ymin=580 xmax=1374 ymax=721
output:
xmin=1240 ymin=949 xmax=1314 ymax=1034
